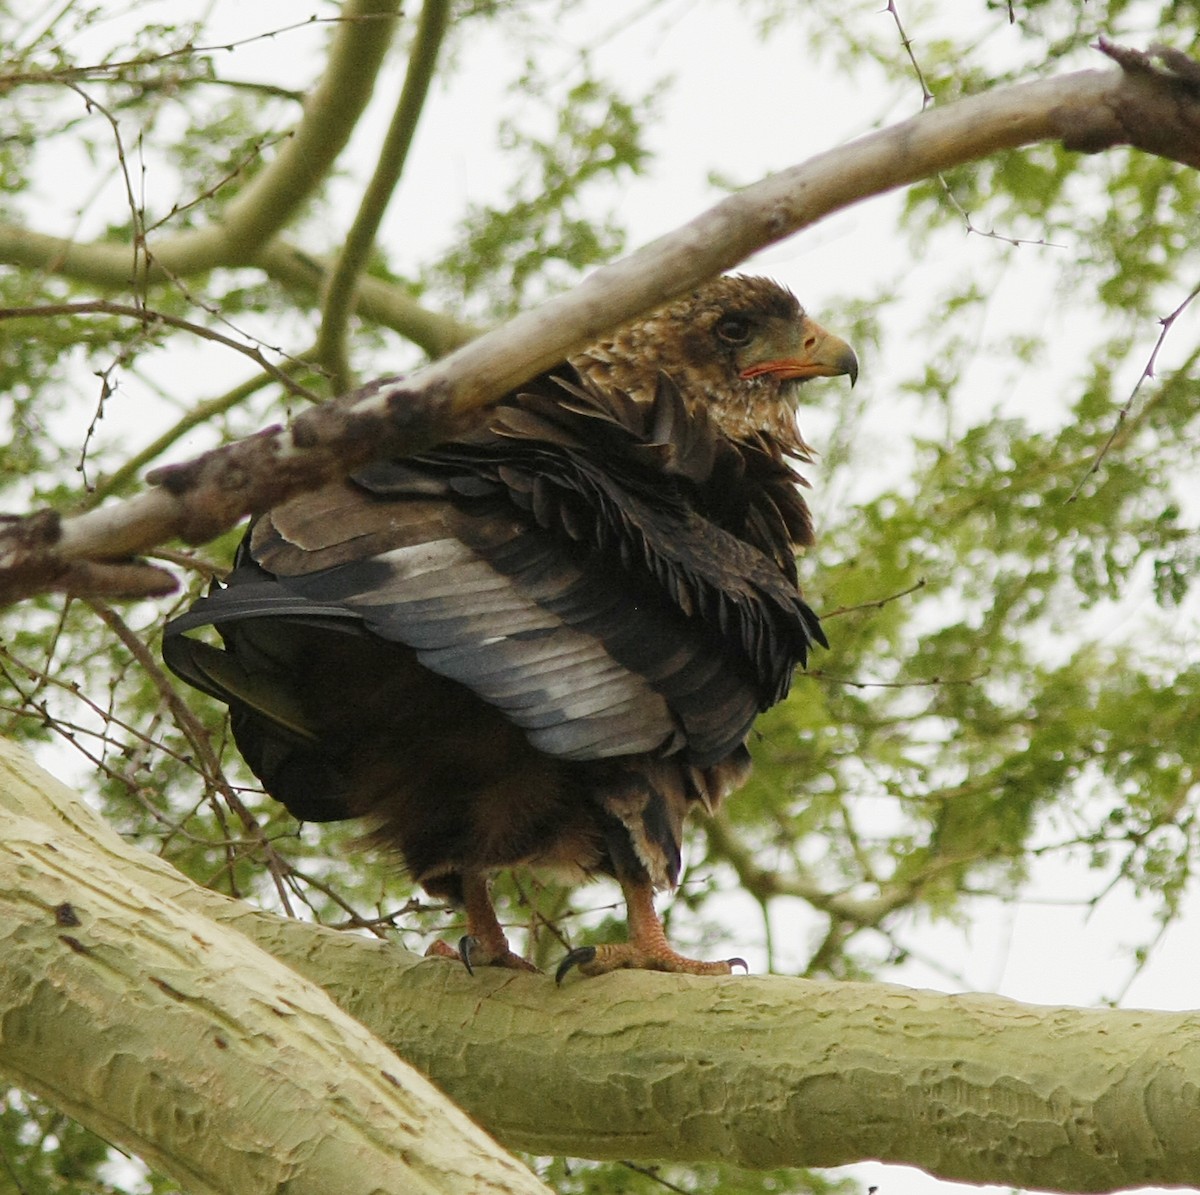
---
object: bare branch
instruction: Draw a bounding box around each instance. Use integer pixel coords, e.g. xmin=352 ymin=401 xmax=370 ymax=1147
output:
xmin=885 ymin=0 xmax=933 ymax=108
xmin=84 ymin=599 xmax=299 ymax=915
xmin=821 ymin=577 xmax=928 ymax=618
xmin=2 ymin=44 xmax=1199 ymax=604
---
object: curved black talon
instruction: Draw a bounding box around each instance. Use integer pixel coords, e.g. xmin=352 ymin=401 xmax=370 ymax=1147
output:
xmin=458 ymin=934 xmax=480 ymax=975
xmin=727 ymin=957 xmax=749 ymax=974
xmin=555 ymin=945 xmax=596 ymax=985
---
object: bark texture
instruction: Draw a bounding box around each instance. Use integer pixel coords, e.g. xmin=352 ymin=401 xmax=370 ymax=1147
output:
xmin=0 ymin=742 xmax=548 ymax=1195
xmin=3 ymin=737 xmax=1199 ymax=1192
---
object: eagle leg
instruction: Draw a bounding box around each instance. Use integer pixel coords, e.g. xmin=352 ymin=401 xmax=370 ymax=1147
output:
xmin=555 ymin=875 xmax=747 ymax=983
xmin=424 ymin=873 xmax=537 ymax=973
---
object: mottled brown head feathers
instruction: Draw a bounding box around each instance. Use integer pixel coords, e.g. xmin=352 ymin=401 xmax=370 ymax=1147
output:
xmin=571 ymin=275 xmax=857 ymax=457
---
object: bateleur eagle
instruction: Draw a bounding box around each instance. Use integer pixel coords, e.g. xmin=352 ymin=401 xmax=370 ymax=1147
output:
xmin=163 ymin=274 xmax=858 ymax=979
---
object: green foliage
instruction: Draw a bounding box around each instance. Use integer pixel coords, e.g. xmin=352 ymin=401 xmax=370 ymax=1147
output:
xmin=0 ymin=1089 xmax=179 ymax=1195
xmin=425 ymin=63 xmax=660 ymax=317
xmin=2 ymin=0 xmax=1199 ymax=1191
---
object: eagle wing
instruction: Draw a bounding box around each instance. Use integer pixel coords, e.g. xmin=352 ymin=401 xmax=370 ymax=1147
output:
xmin=165 ymin=373 xmax=822 ymax=779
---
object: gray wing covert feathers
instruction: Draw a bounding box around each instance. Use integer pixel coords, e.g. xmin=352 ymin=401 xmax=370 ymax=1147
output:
xmin=164 ymin=369 xmax=825 ymax=813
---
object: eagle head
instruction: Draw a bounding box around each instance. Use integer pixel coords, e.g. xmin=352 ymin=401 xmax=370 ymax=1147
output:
xmin=572 ymin=274 xmax=858 ymax=455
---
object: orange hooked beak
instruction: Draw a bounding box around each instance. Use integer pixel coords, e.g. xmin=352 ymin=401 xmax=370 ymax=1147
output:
xmin=739 ymin=315 xmax=858 ymax=387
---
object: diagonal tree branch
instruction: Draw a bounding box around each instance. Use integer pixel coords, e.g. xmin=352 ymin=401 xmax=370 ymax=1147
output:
xmin=0 ymin=738 xmax=549 ymax=1195
xmin=1 ymin=43 xmax=1198 ymax=605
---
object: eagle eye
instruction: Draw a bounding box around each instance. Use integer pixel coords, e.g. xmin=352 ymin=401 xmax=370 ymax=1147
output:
xmin=714 ymin=315 xmax=753 ymax=345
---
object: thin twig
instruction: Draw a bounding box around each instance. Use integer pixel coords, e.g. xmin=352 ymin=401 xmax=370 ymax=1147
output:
xmin=885 ymin=0 xmax=933 ymax=108
xmin=821 ymin=577 xmax=927 ymax=618
xmin=885 ymin=2 xmax=1064 ymax=248
xmin=85 ymin=599 xmax=298 ymax=916
xmin=618 ymin=1162 xmax=691 ymax=1194
xmin=144 ymin=132 xmax=294 ymax=235
xmin=1068 ymin=280 xmax=1200 ymax=502
xmin=60 ymin=81 xmax=149 ymax=485
xmin=0 ymin=14 xmax=392 ymax=90
xmin=0 ymin=300 xmax=320 ymax=401
xmin=808 ymin=668 xmax=984 ymax=690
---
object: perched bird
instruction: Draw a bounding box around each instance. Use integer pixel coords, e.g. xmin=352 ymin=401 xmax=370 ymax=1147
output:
xmin=163 ymin=275 xmax=857 ymax=979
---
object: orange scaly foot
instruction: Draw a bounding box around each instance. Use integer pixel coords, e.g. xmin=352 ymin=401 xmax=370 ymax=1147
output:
xmin=423 ymin=873 xmax=538 ymax=973
xmin=555 ymin=875 xmax=747 ymax=983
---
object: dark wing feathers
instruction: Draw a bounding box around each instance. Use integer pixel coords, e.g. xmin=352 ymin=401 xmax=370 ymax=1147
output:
xmin=166 ymin=369 xmax=823 ymax=779
xmin=252 ymin=500 xmax=686 ymax=759
xmin=162 ymin=627 xmax=319 ymax=742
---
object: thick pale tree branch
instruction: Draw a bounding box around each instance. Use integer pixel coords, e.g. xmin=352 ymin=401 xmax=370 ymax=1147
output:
xmin=0 ymin=225 xmax=473 ymax=357
xmin=3 ymin=737 xmax=1199 ymax=1193
xmin=1 ymin=42 xmax=1198 ymax=605
xmin=0 ymin=230 xmax=475 ymax=358
xmin=0 ymin=740 xmax=549 ymax=1195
